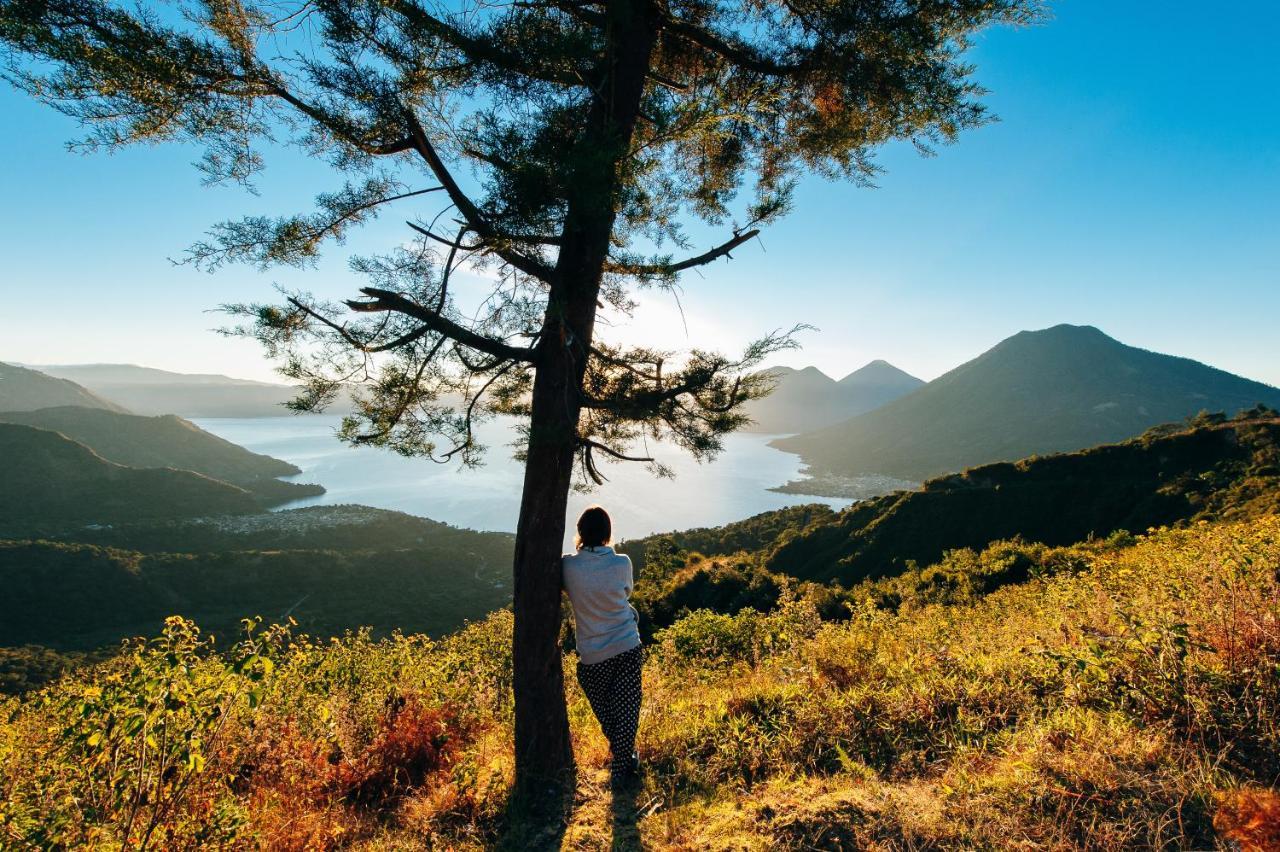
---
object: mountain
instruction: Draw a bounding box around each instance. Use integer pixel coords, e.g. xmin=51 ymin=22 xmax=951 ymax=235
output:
xmin=774 ymin=325 xmax=1280 ymax=481
xmin=0 ymin=406 xmax=323 ymax=506
xmin=836 ymin=359 xmax=926 ymax=400
xmin=30 ymin=363 xmax=328 ymax=417
xmin=765 ymin=409 xmax=1280 ymax=585
xmin=0 ymin=362 xmax=128 ymax=413
xmin=30 ymin=364 xmax=280 ymax=386
xmin=0 ymin=423 xmax=260 ymax=532
xmin=743 ymin=360 xmax=923 ymax=434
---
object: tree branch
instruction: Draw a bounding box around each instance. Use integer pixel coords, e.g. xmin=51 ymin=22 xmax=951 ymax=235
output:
xmin=580 ymin=379 xmax=696 ymax=413
xmin=351 ymin=333 xmax=448 ymax=445
xmin=401 ymin=108 xmax=559 ymax=283
xmin=606 ymin=228 xmax=759 ymax=277
xmin=386 ymin=0 xmax=587 ymax=87
xmin=660 ymin=18 xmax=804 ymax=76
xmin=345 ymin=287 xmax=536 ymax=362
xmin=589 ymin=346 xmax=661 ymax=382
xmin=261 ymin=81 xmax=416 ymax=156
xmin=439 ymin=359 xmax=521 ymax=460
xmin=580 ymin=438 xmax=655 ymax=463
xmin=406 ymin=221 xmax=484 ymax=251
xmin=287 ymin=297 xmax=434 ymax=354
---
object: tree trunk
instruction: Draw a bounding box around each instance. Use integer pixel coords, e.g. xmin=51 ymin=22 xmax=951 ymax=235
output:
xmin=509 ymin=342 xmax=585 ymax=800
xmin=509 ymin=0 xmax=659 ymax=800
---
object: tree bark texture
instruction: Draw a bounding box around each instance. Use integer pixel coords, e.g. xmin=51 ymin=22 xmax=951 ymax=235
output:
xmin=510 ymin=0 xmax=659 ymax=797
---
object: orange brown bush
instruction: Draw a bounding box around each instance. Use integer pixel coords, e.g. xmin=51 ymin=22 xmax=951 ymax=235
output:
xmin=1215 ymin=788 xmax=1280 ymax=852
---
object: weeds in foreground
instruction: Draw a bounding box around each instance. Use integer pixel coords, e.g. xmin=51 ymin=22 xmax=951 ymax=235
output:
xmin=1 ymin=517 xmax=1277 ymax=849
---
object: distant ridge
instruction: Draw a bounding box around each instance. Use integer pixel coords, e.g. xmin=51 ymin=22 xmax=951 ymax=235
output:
xmin=29 ymin=363 xmax=282 ymax=387
xmin=743 ymin=360 xmax=923 ymax=434
xmin=774 ymin=324 xmax=1280 ymax=481
xmin=32 ymin=363 xmax=310 ymax=417
xmin=0 ymin=362 xmax=128 ymax=414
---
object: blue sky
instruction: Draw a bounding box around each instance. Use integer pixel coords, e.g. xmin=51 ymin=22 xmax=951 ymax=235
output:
xmin=1 ymin=1 xmax=1277 ymax=386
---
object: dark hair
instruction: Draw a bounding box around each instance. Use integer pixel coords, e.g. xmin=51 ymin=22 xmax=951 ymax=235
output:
xmin=575 ymin=505 xmax=612 ymax=549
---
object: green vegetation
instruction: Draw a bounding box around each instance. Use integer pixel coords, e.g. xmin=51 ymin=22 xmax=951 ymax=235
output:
xmin=0 ymin=423 xmax=261 ymax=533
xmin=768 ymin=409 xmax=1280 ymax=585
xmin=0 ymin=517 xmax=514 ymax=654
xmin=620 ymin=504 xmax=839 ymax=580
xmin=0 ymin=361 xmax=127 ymax=413
xmin=2 ymin=399 xmax=1278 ymax=846
xmin=59 ymin=504 xmax=501 ymax=555
xmin=0 ymin=406 xmax=323 ymax=505
xmin=9 ymin=409 xmax=1276 ymax=683
xmin=2 ymin=514 xmax=1275 ymax=849
xmin=618 ymin=410 xmax=1280 ymax=641
xmin=0 ymin=645 xmax=115 ymax=696
xmin=775 ymin=324 xmax=1280 ymax=483
xmin=0 ymin=0 xmax=1046 ymax=789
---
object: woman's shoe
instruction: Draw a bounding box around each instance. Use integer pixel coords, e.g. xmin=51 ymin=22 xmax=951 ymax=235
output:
xmin=610 ymin=752 xmax=641 ymax=786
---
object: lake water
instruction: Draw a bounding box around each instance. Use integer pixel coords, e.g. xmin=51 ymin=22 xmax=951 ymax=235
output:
xmin=194 ymin=416 xmax=849 ymax=545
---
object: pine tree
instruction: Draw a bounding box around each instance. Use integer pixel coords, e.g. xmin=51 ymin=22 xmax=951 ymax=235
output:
xmin=1 ymin=0 xmax=1041 ymax=797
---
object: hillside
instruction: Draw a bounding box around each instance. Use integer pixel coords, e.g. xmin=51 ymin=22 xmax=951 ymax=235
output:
xmin=774 ymin=325 xmax=1280 ymax=482
xmin=766 ymin=409 xmax=1280 ymax=585
xmin=2 ymin=515 xmax=1275 ymax=849
xmin=0 ymin=530 xmax=513 ymax=650
xmin=0 ymin=406 xmax=323 ymax=505
xmin=34 ymin=363 xmax=351 ymax=417
xmin=56 ymin=504 xmax=513 ymax=555
xmin=0 ymin=423 xmax=260 ymax=532
xmin=619 ymin=503 xmax=839 ymax=578
xmin=0 ymin=362 xmax=128 ymax=413
xmin=743 ymin=361 xmax=922 ymax=434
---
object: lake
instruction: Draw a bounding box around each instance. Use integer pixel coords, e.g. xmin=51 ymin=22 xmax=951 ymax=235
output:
xmin=195 ymin=416 xmax=850 ymax=545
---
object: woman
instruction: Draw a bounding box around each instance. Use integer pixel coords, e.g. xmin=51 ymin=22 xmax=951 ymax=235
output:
xmin=562 ymin=505 xmax=643 ymax=783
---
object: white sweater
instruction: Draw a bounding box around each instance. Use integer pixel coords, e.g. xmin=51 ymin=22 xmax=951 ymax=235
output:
xmin=562 ymin=545 xmax=641 ymax=665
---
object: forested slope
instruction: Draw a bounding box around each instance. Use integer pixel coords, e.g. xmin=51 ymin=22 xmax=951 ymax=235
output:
xmin=767 ymin=409 xmax=1280 ymax=584
xmin=0 ymin=406 xmax=322 ymax=505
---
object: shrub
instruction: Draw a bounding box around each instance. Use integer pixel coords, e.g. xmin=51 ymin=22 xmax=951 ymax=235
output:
xmin=1214 ymin=787 xmax=1280 ymax=852
xmin=3 ymin=518 xmax=1278 ymax=849
xmin=0 ymin=617 xmax=285 ymax=848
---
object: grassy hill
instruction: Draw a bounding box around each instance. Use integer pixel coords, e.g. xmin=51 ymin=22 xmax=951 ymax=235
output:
xmin=0 ymin=406 xmax=323 ymax=505
xmin=1 ymin=514 xmax=1275 ymax=849
xmin=619 ymin=503 xmax=839 ymax=578
xmin=743 ymin=361 xmax=922 ymax=434
xmin=0 ymin=362 xmax=128 ymax=413
xmin=0 ymin=423 xmax=261 ymax=532
xmin=774 ymin=324 xmax=1280 ymax=482
xmin=766 ymin=409 xmax=1280 ymax=585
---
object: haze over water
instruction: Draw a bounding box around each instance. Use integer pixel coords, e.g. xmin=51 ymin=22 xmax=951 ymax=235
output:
xmin=195 ymin=416 xmax=850 ymax=545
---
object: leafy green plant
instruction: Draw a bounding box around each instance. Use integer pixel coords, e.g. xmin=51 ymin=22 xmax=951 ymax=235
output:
xmin=2 ymin=617 xmax=286 ymax=848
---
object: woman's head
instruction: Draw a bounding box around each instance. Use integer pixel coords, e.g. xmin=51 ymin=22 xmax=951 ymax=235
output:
xmin=575 ymin=505 xmax=612 ymax=549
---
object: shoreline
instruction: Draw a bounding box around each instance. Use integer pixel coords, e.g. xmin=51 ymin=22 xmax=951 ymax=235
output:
xmin=770 ymin=466 xmax=919 ymax=500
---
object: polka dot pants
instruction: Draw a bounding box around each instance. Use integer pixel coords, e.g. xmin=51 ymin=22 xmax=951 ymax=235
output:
xmin=576 ymin=644 xmax=643 ymax=775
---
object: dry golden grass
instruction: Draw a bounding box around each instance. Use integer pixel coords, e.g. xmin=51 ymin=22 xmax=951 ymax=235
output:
xmin=2 ymin=516 xmax=1277 ymax=849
